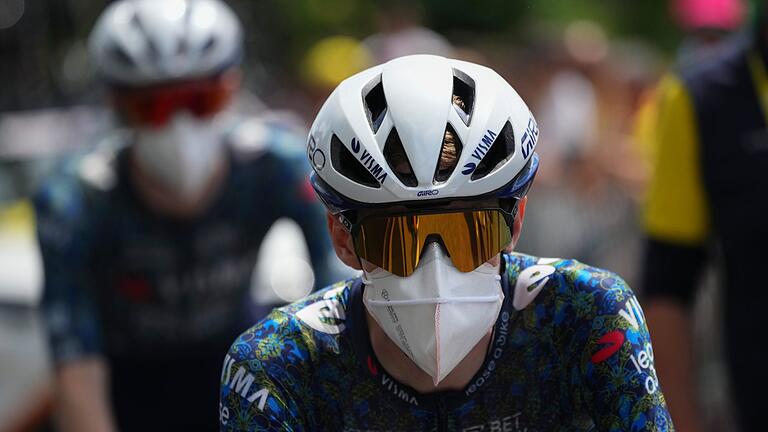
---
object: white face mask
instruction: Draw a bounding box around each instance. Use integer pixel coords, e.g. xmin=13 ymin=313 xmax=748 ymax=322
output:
xmin=362 ymin=242 xmax=504 ymax=385
xmin=132 ymin=113 xmax=225 ymax=199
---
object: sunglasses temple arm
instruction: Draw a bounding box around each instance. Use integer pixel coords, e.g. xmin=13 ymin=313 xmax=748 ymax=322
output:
xmin=337 ymin=213 xmax=367 ymax=274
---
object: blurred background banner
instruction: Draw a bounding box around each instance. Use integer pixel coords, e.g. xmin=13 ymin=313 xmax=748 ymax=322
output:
xmin=0 ymin=0 xmax=749 ymax=430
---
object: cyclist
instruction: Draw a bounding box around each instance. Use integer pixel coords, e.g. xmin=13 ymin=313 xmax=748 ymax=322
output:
xmin=220 ymin=55 xmax=673 ymax=431
xmin=34 ymin=1 xmax=338 ymax=430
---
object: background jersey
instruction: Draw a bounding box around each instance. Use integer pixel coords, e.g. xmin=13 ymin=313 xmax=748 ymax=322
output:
xmin=221 ymin=253 xmax=673 ymax=432
xmin=640 ymin=31 xmax=768 ymax=430
xmin=33 ymin=116 xmax=339 ymax=431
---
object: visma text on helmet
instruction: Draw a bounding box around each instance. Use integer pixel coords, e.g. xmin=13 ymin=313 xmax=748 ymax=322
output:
xmin=461 ymin=129 xmax=499 ymax=175
xmin=352 ymin=138 xmax=388 ymax=184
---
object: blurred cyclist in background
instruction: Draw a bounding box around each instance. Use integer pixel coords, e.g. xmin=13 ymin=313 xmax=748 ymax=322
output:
xmin=220 ymin=55 xmax=673 ymax=431
xmin=33 ymin=0 xmax=339 ymax=430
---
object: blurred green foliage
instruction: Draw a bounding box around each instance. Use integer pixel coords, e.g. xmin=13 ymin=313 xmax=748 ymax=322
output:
xmin=0 ymin=0 xmax=693 ymax=110
xmin=266 ymin=0 xmax=682 ymax=72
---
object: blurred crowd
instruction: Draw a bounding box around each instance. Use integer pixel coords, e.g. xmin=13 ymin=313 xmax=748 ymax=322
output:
xmin=0 ymin=0 xmax=753 ymax=431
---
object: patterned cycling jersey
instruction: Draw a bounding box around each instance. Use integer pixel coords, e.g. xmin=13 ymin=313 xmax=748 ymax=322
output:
xmin=220 ymin=253 xmax=673 ymax=432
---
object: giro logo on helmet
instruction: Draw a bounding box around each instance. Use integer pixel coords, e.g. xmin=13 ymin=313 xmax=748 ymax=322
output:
xmin=416 ymin=189 xmax=439 ymax=197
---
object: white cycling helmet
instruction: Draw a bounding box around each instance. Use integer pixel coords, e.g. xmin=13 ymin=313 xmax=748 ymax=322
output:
xmin=88 ymin=0 xmax=243 ymax=86
xmin=308 ymin=54 xmax=539 ymax=214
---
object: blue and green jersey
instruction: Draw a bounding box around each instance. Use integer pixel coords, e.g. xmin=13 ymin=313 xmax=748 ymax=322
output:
xmin=221 ymin=253 xmax=673 ymax=431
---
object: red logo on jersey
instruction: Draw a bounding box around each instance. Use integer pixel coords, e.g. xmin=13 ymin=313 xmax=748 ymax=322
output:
xmin=367 ymin=355 xmax=378 ymax=376
xmin=591 ymin=330 xmax=625 ymax=364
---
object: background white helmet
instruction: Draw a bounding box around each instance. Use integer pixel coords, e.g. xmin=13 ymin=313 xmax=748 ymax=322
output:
xmin=88 ymin=0 xmax=243 ymax=86
xmin=309 ymin=54 xmax=539 ymax=214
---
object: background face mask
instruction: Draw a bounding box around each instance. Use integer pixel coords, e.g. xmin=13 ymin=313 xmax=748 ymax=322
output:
xmin=363 ymin=242 xmax=504 ymax=385
xmin=133 ymin=113 xmax=224 ymax=199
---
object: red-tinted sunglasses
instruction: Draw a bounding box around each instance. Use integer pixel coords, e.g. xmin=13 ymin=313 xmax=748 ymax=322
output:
xmin=110 ymin=75 xmax=236 ymax=127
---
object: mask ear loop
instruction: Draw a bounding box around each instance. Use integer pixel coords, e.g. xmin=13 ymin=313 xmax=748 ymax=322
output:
xmin=360 ymin=269 xmax=374 ymax=287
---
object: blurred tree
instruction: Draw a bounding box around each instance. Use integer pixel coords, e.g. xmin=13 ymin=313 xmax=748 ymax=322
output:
xmin=0 ymin=0 xmax=695 ymax=112
xmin=275 ymin=0 xmax=375 ymax=66
xmin=422 ymin=0 xmax=524 ymax=33
xmin=522 ymin=0 xmax=680 ymax=52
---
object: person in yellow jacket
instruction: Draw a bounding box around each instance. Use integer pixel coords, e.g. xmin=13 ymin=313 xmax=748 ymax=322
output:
xmin=640 ymin=20 xmax=768 ymax=432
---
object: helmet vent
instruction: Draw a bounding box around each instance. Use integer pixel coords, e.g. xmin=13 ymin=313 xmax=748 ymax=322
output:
xmin=176 ymin=37 xmax=188 ymax=56
xmin=130 ymin=13 xmax=159 ymax=63
xmin=362 ymin=76 xmax=388 ymax=133
xmin=433 ymin=124 xmax=463 ymax=184
xmin=175 ymin=3 xmax=192 ymax=58
xmin=109 ymin=43 xmax=136 ymax=69
xmin=452 ymin=69 xmax=475 ymax=126
xmin=330 ymin=134 xmax=381 ymax=188
xmin=383 ymin=128 xmax=418 ymax=187
xmin=177 ymin=7 xmax=191 ymax=57
xmin=471 ymin=121 xmax=515 ymax=180
xmin=201 ymin=35 xmax=217 ymax=55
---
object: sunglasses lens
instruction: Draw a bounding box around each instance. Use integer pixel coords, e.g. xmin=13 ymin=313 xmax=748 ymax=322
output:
xmin=354 ymin=215 xmax=412 ymax=278
xmin=112 ymin=78 xmax=233 ymax=127
xmin=443 ymin=210 xmax=512 ymax=272
xmin=353 ymin=209 xmax=512 ymax=277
